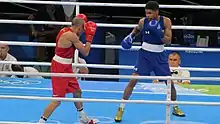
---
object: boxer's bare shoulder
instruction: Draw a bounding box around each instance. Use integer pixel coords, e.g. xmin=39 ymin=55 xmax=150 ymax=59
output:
xmin=57 ymin=31 xmax=79 ymax=48
xmin=65 ymin=31 xmax=79 ymax=43
xmin=64 ymin=31 xmax=87 ymax=51
xmin=137 ymin=17 xmax=145 ymax=30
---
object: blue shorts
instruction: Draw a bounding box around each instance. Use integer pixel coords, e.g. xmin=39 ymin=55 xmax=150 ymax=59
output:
xmin=134 ymin=48 xmax=171 ymax=76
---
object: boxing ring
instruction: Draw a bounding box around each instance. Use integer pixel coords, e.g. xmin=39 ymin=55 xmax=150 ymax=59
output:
xmin=0 ymin=0 xmax=220 ymax=124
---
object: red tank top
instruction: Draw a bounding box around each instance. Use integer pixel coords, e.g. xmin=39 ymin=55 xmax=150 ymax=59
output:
xmin=55 ymin=27 xmax=75 ymax=58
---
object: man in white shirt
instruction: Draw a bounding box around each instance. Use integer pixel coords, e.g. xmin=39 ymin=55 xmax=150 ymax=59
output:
xmin=0 ymin=44 xmax=17 ymax=77
xmin=168 ymin=52 xmax=190 ymax=84
xmin=11 ymin=64 xmax=43 ymax=79
xmin=153 ymin=52 xmax=191 ymax=84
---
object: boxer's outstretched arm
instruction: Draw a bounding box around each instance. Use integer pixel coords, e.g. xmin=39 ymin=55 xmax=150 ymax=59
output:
xmin=68 ymin=33 xmax=91 ymax=56
xmin=162 ymin=17 xmax=172 ymax=44
xmin=131 ymin=18 xmax=144 ymax=37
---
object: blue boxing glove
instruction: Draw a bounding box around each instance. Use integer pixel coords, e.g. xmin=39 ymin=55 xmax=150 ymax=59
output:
xmin=147 ymin=20 xmax=164 ymax=39
xmin=121 ymin=33 xmax=135 ymax=49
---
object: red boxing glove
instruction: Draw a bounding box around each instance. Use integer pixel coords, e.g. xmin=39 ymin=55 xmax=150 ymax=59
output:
xmin=76 ymin=14 xmax=87 ymax=22
xmin=85 ymin=21 xmax=97 ymax=43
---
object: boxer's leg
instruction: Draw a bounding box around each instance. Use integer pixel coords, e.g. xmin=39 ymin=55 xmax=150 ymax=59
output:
xmin=154 ymin=62 xmax=177 ymax=101
xmin=69 ymin=79 xmax=94 ymax=123
xmin=123 ymin=49 xmax=153 ymax=103
xmin=38 ymin=77 xmax=66 ymax=123
xmin=122 ymin=72 xmax=139 ymax=101
xmin=67 ymin=79 xmax=83 ymax=110
xmin=73 ymin=89 xmax=83 ymax=110
xmin=154 ymin=52 xmax=185 ymax=117
xmin=115 ymin=49 xmax=154 ymax=122
xmin=39 ymin=100 xmax=61 ymax=123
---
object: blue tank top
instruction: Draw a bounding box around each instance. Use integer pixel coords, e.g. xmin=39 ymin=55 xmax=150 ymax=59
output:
xmin=142 ymin=16 xmax=165 ymax=45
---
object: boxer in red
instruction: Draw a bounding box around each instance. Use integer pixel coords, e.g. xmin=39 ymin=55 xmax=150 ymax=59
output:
xmin=38 ymin=14 xmax=97 ymax=124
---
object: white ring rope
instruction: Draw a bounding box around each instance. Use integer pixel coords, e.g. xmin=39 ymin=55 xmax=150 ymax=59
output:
xmin=1 ymin=19 xmax=220 ymax=30
xmin=1 ymin=71 xmax=220 ymax=81
xmin=0 ymin=95 xmax=220 ymax=106
xmin=2 ymin=60 xmax=220 ymax=72
xmin=0 ymin=122 xmax=36 ymax=124
xmin=1 ymin=0 xmax=220 ymax=9
xmin=1 ymin=41 xmax=220 ymax=52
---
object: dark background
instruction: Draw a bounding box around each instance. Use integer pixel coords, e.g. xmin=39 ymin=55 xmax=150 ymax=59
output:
xmin=1 ymin=0 xmax=220 ymax=46
xmin=0 ymin=0 xmax=220 ymax=82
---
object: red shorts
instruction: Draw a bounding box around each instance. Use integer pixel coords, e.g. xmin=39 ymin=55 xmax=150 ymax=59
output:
xmin=51 ymin=59 xmax=80 ymax=97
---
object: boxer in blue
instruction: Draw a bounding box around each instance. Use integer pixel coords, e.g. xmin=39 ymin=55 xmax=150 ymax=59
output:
xmin=114 ymin=1 xmax=185 ymax=122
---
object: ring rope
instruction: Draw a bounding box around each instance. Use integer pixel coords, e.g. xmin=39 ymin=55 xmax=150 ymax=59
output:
xmin=2 ymin=86 xmax=219 ymax=97
xmin=0 ymin=95 xmax=219 ymax=106
xmin=1 ymin=71 xmax=220 ymax=81
xmin=1 ymin=41 xmax=220 ymax=52
xmin=2 ymin=60 xmax=220 ymax=72
xmin=1 ymin=19 xmax=220 ymax=30
xmin=0 ymin=0 xmax=220 ymax=9
xmin=0 ymin=122 xmax=36 ymax=124
xmin=0 ymin=94 xmax=217 ymax=106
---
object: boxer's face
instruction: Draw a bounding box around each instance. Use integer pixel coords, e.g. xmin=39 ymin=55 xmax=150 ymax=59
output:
xmin=76 ymin=24 xmax=85 ymax=36
xmin=168 ymin=54 xmax=181 ymax=67
xmin=145 ymin=9 xmax=159 ymax=21
xmin=0 ymin=44 xmax=9 ymax=60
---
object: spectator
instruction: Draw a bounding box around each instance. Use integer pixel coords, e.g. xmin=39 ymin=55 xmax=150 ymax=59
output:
xmin=153 ymin=52 xmax=191 ymax=84
xmin=0 ymin=44 xmax=17 ymax=77
xmin=28 ymin=4 xmax=65 ymax=62
xmin=168 ymin=52 xmax=191 ymax=84
xmin=11 ymin=64 xmax=43 ymax=79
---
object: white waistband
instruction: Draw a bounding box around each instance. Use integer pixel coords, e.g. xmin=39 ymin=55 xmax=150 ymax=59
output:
xmin=53 ymin=55 xmax=73 ymax=64
xmin=141 ymin=42 xmax=164 ymax=52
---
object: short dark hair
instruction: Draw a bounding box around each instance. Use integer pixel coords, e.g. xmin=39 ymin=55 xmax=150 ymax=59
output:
xmin=71 ymin=17 xmax=85 ymax=26
xmin=145 ymin=1 xmax=159 ymax=10
xmin=11 ymin=64 xmax=24 ymax=78
xmin=11 ymin=64 xmax=24 ymax=72
xmin=169 ymin=51 xmax=181 ymax=58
